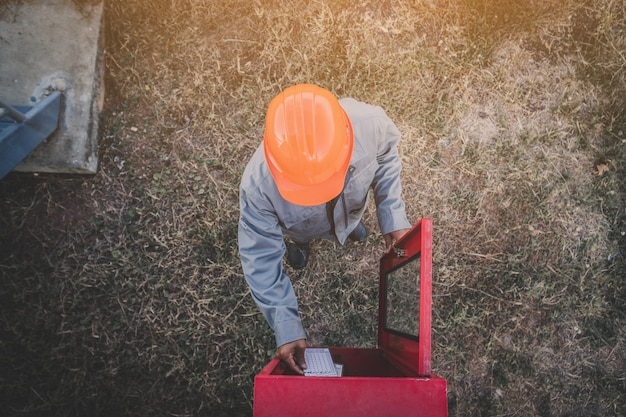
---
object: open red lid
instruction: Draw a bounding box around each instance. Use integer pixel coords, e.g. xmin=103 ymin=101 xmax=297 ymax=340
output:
xmin=378 ymin=218 xmax=433 ymax=376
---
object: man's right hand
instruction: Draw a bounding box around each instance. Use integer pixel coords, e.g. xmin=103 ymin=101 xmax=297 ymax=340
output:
xmin=276 ymin=339 xmax=307 ymax=375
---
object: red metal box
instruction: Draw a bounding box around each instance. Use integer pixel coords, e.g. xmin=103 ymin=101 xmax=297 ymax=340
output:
xmin=253 ymin=219 xmax=448 ymax=417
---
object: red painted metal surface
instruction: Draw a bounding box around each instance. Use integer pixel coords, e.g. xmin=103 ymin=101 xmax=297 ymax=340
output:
xmin=254 ymin=354 xmax=447 ymax=417
xmin=253 ymin=219 xmax=447 ymax=417
xmin=378 ymin=218 xmax=433 ymax=376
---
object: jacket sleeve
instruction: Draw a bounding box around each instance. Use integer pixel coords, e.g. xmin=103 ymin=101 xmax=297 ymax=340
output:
xmin=238 ymin=187 xmax=307 ymax=348
xmin=371 ymin=113 xmax=412 ymax=235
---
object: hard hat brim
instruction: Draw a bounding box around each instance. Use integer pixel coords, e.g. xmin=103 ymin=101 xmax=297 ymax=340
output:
xmin=269 ymin=156 xmax=350 ymax=206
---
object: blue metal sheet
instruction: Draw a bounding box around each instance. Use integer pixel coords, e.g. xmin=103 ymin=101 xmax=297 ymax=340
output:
xmin=0 ymin=91 xmax=62 ymax=180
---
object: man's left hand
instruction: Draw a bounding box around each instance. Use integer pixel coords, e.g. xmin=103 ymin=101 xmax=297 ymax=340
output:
xmin=384 ymin=228 xmax=410 ymax=252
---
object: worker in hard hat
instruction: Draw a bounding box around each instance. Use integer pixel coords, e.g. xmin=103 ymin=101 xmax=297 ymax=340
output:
xmin=238 ymin=84 xmax=411 ymax=375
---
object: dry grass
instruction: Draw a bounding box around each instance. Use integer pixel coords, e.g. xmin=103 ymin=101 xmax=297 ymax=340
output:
xmin=1 ymin=0 xmax=625 ymax=416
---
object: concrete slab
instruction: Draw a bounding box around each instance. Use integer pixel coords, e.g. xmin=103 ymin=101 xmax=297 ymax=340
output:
xmin=0 ymin=0 xmax=103 ymax=174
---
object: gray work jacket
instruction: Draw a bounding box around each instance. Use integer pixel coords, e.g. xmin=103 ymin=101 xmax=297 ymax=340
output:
xmin=238 ymin=98 xmax=411 ymax=347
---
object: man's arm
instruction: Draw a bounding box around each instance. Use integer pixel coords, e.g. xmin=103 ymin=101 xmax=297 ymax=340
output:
xmin=371 ymin=113 xmax=412 ymax=235
xmin=238 ymin=189 xmax=308 ymax=373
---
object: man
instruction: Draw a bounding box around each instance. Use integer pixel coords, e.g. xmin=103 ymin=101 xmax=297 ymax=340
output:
xmin=238 ymin=84 xmax=411 ymax=374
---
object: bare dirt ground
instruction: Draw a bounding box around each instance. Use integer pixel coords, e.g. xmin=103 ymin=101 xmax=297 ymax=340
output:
xmin=1 ymin=0 xmax=624 ymax=416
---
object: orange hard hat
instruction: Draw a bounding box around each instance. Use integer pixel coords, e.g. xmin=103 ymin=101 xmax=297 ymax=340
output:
xmin=263 ymin=84 xmax=354 ymax=206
